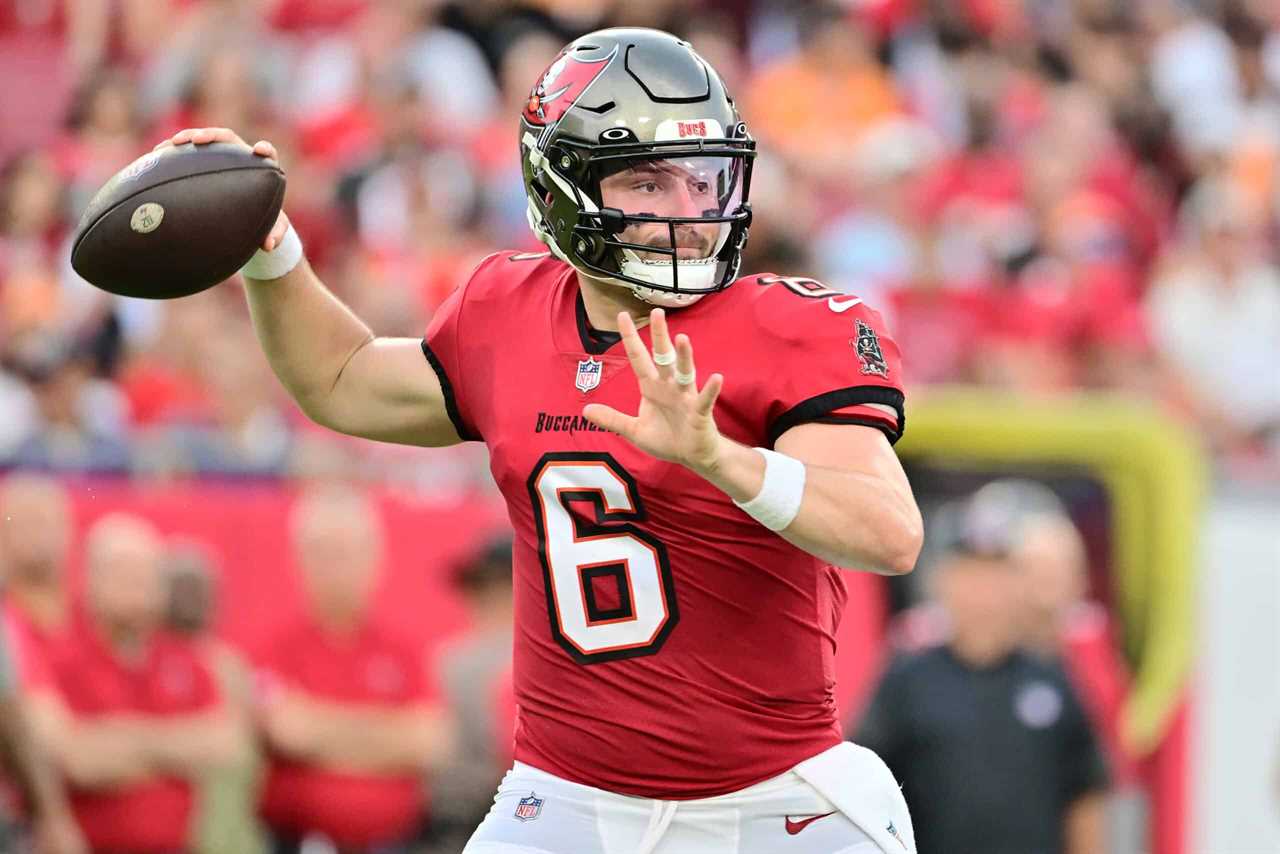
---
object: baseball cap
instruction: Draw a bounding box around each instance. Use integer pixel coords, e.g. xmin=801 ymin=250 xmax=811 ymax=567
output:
xmin=933 ymin=479 xmax=1067 ymax=561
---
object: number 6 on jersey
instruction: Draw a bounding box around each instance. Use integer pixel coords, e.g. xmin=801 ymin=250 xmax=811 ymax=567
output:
xmin=527 ymin=453 xmax=679 ymax=664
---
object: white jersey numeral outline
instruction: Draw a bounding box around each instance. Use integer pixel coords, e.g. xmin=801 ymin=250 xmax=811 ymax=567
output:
xmin=529 ymin=454 xmax=678 ymax=664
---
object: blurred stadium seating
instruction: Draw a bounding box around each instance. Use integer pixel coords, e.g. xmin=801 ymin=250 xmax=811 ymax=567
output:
xmin=1 ymin=1 xmax=1277 ymax=853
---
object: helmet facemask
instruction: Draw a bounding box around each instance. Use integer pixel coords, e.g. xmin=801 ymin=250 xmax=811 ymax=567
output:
xmin=526 ymin=135 xmax=755 ymax=306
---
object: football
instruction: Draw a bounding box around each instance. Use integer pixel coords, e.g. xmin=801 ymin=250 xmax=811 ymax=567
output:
xmin=70 ymin=142 xmax=286 ymax=299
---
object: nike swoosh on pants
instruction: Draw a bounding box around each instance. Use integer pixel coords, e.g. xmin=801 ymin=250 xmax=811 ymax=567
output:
xmin=784 ymin=811 xmax=837 ymax=835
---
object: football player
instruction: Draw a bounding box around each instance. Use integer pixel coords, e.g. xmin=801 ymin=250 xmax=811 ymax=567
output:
xmin=156 ymin=28 xmax=922 ymax=854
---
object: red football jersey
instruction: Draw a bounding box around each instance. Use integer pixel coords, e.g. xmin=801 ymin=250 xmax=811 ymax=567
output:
xmin=423 ymin=252 xmax=905 ymax=799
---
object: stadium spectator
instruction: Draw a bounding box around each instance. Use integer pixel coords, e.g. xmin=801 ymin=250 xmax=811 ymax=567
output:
xmin=810 ymin=116 xmax=938 ymax=313
xmin=257 ymin=486 xmax=449 ymax=854
xmin=0 ymin=474 xmax=74 ymax=683
xmin=1014 ymin=506 xmax=1153 ymax=833
xmin=746 ymin=4 xmax=902 ymax=178
xmin=854 ymin=488 xmax=1110 ymax=854
xmin=957 ymin=480 xmax=1141 ymax=784
xmin=163 ymin=542 xmax=267 ymax=854
xmin=57 ymin=68 xmax=144 ymax=220
xmin=1146 ymin=177 xmax=1280 ymax=468
xmin=2 ymin=332 xmax=131 ymax=473
xmin=1147 ymin=0 xmax=1249 ymax=163
xmin=0 ymin=151 xmax=66 ymax=350
xmin=429 ymin=536 xmax=514 ymax=853
xmin=164 ymin=325 xmax=294 ymax=476
xmin=37 ymin=513 xmax=241 ymax=854
xmin=0 ymin=610 xmax=85 ymax=854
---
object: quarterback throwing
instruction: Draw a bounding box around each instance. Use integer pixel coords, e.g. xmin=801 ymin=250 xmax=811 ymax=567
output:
xmin=157 ymin=27 xmax=922 ymax=854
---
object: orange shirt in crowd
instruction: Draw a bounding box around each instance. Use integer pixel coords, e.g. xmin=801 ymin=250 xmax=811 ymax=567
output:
xmin=52 ymin=622 xmax=221 ymax=854
xmin=258 ymin=617 xmax=432 ymax=848
xmin=745 ymin=58 xmax=900 ymax=165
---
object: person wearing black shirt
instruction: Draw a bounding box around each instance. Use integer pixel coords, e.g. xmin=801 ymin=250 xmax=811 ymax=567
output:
xmin=853 ymin=488 xmax=1110 ymax=854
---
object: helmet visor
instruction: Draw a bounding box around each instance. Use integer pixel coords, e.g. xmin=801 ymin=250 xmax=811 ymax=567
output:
xmin=593 ymin=155 xmax=747 ymax=260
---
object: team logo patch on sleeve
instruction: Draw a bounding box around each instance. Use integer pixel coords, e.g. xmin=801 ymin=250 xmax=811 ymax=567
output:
xmin=575 ymin=356 xmax=603 ymax=392
xmin=514 ymin=792 xmax=544 ymax=821
xmin=853 ymin=319 xmax=889 ymax=377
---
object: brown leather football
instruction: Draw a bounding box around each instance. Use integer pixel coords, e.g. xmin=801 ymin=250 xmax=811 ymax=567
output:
xmin=70 ymin=142 xmax=286 ymax=299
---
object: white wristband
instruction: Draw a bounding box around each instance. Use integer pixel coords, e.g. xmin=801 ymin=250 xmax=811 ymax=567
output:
xmin=733 ymin=447 xmax=806 ymax=532
xmin=241 ymin=223 xmax=302 ymax=281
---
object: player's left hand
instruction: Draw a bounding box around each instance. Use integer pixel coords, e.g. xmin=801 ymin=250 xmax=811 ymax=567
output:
xmin=582 ymin=308 xmax=726 ymax=474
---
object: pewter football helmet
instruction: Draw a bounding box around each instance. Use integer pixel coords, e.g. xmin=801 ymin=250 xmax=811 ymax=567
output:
xmin=519 ymin=28 xmax=755 ymax=306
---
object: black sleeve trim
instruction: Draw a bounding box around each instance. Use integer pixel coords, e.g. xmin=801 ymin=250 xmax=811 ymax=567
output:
xmin=767 ymin=385 xmax=905 ymax=447
xmin=420 ymin=340 xmax=482 ymax=442
xmin=802 ymin=415 xmax=901 ymax=445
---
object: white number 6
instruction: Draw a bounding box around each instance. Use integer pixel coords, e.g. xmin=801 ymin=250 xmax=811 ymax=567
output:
xmin=528 ymin=453 xmax=679 ymax=664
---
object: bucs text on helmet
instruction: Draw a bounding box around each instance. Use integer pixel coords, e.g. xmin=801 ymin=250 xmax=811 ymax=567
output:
xmin=519 ymin=28 xmax=755 ymax=307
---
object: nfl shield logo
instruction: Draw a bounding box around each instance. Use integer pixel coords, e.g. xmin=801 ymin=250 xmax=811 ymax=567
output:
xmin=575 ymin=357 xmax=602 ymax=392
xmin=514 ymin=791 xmax=544 ymax=822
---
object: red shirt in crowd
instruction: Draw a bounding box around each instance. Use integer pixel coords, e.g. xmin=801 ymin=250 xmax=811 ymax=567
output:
xmin=1 ymin=602 xmax=63 ymax=692
xmin=52 ymin=622 xmax=221 ymax=854
xmin=258 ymin=616 xmax=432 ymax=847
xmin=0 ymin=603 xmax=64 ymax=817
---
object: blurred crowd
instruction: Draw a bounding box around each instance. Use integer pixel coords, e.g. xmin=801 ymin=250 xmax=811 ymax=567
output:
xmin=0 ymin=0 xmax=1277 ymax=484
xmin=0 ymin=472 xmax=517 ymax=854
xmin=0 ymin=471 xmax=1151 ymax=853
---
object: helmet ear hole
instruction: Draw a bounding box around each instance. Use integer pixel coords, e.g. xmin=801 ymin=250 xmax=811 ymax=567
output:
xmin=530 ymin=178 xmax=551 ymax=205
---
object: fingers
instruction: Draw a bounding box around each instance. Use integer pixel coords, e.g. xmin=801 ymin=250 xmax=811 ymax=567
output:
xmin=617 ymin=310 xmax=711 ymax=403
xmin=582 ymin=403 xmax=637 ymax=438
xmin=649 ymin=308 xmax=676 ymax=379
xmin=617 ymin=311 xmax=658 ymax=381
xmin=188 ymin=127 xmax=241 ymax=146
xmin=263 ymin=210 xmax=291 ymax=252
xmin=696 ymin=373 xmax=724 ymax=415
xmin=674 ymin=333 xmax=697 ymax=390
xmin=154 ymin=127 xmax=272 ymax=155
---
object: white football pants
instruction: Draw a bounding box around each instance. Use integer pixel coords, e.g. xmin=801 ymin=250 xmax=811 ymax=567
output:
xmin=461 ymin=742 xmax=915 ymax=854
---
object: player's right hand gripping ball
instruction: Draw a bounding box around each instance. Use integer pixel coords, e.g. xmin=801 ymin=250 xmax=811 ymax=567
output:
xmin=70 ymin=141 xmax=285 ymax=299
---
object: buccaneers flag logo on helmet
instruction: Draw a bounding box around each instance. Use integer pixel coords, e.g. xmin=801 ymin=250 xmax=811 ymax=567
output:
xmin=524 ymin=47 xmax=617 ymax=126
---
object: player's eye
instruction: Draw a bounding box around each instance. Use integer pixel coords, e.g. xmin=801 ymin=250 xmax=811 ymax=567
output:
xmin=632 ymin=181 xmax=660 ymax=193
xmin=691 ymin=181 xmax=711 ymax=195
